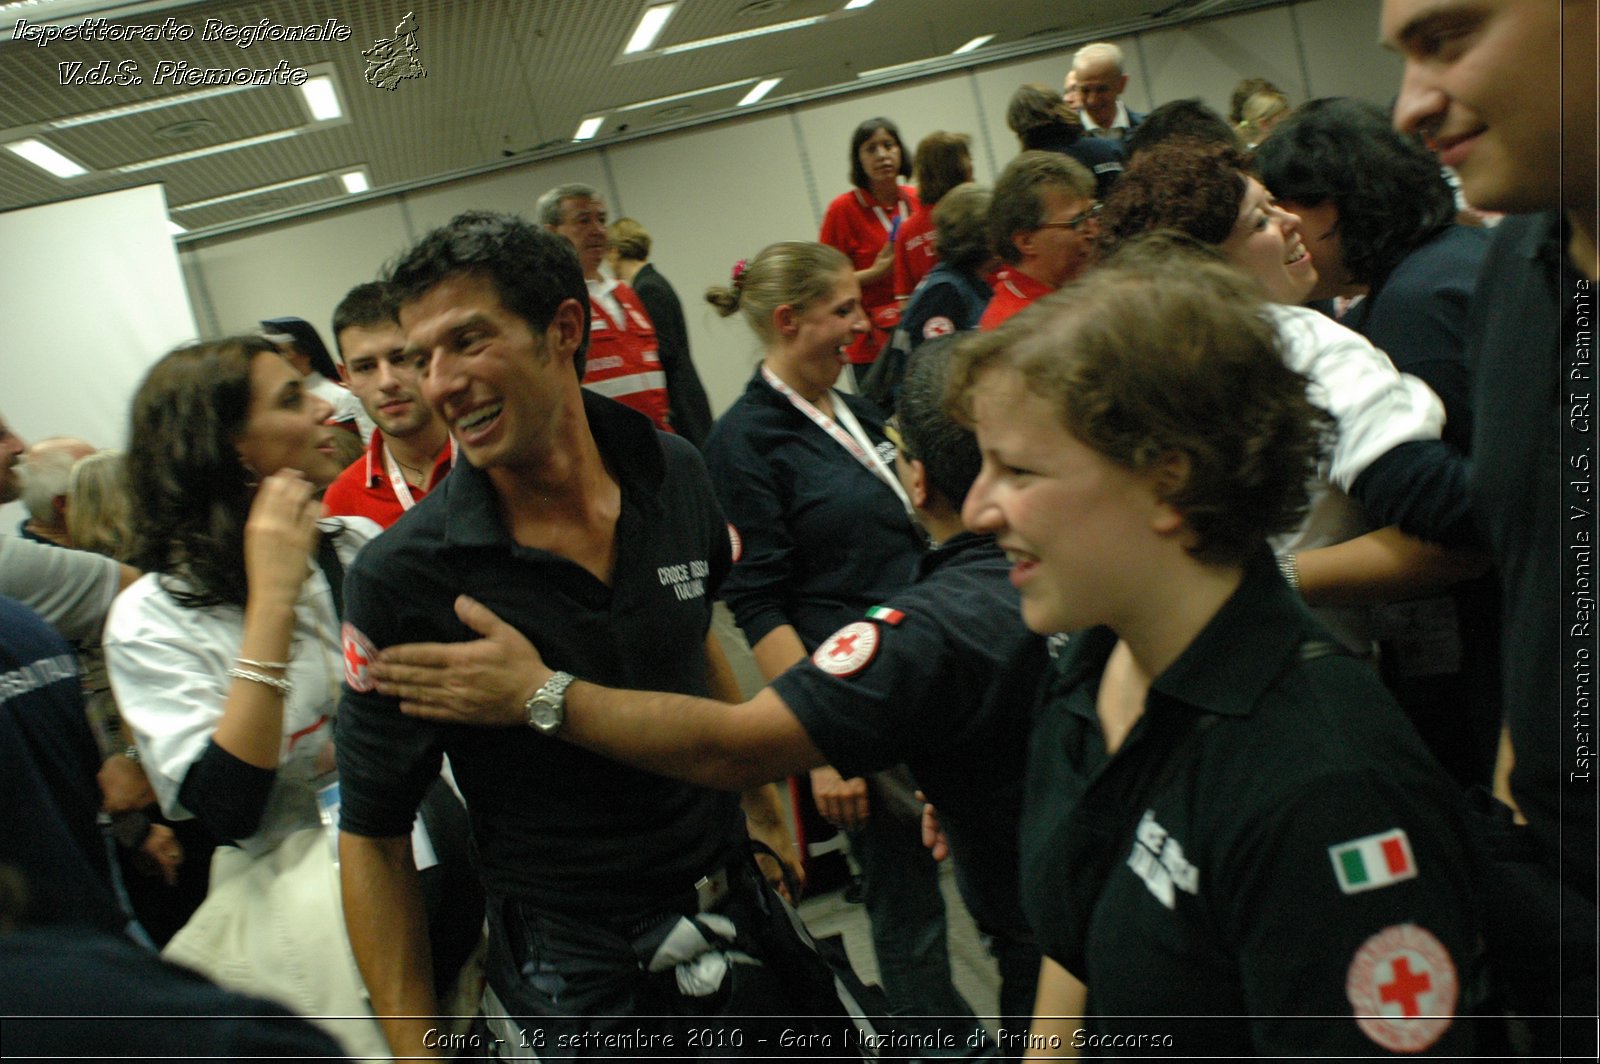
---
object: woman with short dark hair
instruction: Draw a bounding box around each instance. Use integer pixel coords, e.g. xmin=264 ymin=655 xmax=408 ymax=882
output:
xmin=819 ymin=118 xmax=917 ymax=369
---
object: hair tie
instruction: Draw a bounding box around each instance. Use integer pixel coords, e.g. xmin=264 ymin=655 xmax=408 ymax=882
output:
xmin=731 ymin=259 xmax=748 ymax=290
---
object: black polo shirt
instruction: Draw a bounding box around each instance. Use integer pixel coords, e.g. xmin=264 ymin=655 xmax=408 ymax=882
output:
xmin=705 ymin=369 xmax=925 ymax=651
xmin=335 ymin=391 xmax=741 ymax=917
xmin=1021 ymin=550 xmax=1479 ymax=1056
xmin=1465 ymin=211 xmax=1596 ymax=905
xmin=772 ymin=532 xmax=1043 ymax=806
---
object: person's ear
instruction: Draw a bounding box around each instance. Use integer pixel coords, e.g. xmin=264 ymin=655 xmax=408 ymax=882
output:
xmin=1012 ymin=229 xmax=1034 ymax=261
xmin=905 ymin=457 xmax=930 ymax=511
xmin=547 ymin=298 xmax=588 ymax=365
xmin=774 ymin=303 xmax=801 ymax=338
xmin=1148 ymin=450 xmax=1190 ymax=536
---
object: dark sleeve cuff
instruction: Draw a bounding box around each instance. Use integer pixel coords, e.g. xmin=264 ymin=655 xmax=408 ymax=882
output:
xmin=178 ymin=740 xmax=276 ymax=843
xmin=1349 ymin=440 xmax=1480 ymax=548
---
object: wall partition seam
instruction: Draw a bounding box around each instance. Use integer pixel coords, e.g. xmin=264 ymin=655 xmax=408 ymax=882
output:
xmin=790 ymin=105 xmax=822 ymax=231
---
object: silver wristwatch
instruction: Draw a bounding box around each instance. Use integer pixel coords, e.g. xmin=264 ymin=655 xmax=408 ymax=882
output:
xmin=524 ymin=671 xmax=575 ymax=735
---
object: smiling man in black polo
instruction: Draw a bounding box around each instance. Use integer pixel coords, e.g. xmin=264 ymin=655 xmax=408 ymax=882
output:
xmin=333 ymin=212 xmax=849 ymax=1060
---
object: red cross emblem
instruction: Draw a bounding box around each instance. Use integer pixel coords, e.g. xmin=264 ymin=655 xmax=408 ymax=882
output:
xmin=922 ymin=315 xmax=955 ymax=339
xmin=1346 ymin=923 xmax=1457 ymax=1052
xmin=811 ymin=621 xmax=879 ymax=677
xmin=342 ymin=622 xmax=378 ymax=692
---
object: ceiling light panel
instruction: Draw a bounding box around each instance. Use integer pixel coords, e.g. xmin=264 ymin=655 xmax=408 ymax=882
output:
xmin=5 ymin=138 xmax=88 ymax=177
xmin=624 ymin=3 xmax=677 ymax=54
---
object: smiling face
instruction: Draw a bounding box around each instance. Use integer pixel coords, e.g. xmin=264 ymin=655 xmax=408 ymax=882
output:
xmin=1274 ymin=200 xmax=1351 ymax=301
xmin=548 ymin=195 xmax=610 ymax=279
xmin=772 ymin=268 xmax=869 ymax=399
xmin=962 ymin=368 xmax=1163 ymax=636
xmin=1218 ymin=177 xmax=1316 ymax=304
xmin=338 ymin=321 xmax=434 ymax=440
xmin=405 ymin=272 xmax=583 ymax=478
xmin=1382 ymin=0 xmax=1566 ymax=213
xmin=857 ymin=127 xmax=903 ymax=192
xmin=234 ymin=352 xmax=343 ymax=488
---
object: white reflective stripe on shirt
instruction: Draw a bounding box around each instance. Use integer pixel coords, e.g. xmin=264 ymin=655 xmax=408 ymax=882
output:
xmin=583 ymin=371 xmax=669 ymax=399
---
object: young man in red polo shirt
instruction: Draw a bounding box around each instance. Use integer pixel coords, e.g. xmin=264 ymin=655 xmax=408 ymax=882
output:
xmin=321 ymin=282 xmax=454 ymax=528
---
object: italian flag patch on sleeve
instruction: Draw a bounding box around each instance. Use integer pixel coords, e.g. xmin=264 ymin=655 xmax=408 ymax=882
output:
xmin=865 ymin=606 xmax=905 ymax=626
xmin=1329 ymin=829 xmax=1416 ymax=894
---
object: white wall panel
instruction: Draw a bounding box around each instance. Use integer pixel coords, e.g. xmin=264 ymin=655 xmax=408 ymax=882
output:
xmin=404 ymin=156 xmax=620 ymax=240
xmin=186 ymin=199 xmax=409 ymax=342
xmin=1140 ymin=6 xmax=1304 ymax=122
xmin=1295 ymin=0 xmax=1401 ymax=106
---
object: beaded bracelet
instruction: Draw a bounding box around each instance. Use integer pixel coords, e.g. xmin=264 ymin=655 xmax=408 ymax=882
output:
xmin=227 ymin=666 xmax=293 ymax=696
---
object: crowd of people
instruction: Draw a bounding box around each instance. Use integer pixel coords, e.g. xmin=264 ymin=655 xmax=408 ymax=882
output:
xmin=1 ymin=2 xmax=1595 ymax=1059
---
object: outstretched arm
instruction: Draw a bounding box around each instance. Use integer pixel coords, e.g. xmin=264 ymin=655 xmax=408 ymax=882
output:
xmin=371 ymin=595 xmax=827 ymax=790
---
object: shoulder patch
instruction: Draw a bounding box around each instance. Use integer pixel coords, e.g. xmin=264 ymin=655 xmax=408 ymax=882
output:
xmin=1329 ymin=828 xmax=1415 ymax=894
xmin=921 ymin=315 xmax=955 ymax=339
xmin=865 ymin=605 xmax=905 ymax=626
xmin=342 ymin=622 xmax=378 ymax=693
xmin=1345 ymin=923 xmax=1457 ymax=1052
xmin=727 ymin=523 xmax=743 ymax=564
xmin=812 ymin=621 xmax=880 ymax=677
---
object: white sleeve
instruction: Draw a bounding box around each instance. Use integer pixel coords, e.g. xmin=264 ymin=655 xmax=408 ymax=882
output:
xmin=102 ymin=579 xmax=234 ymax=820
xmin=0 ymin=535 xmax=120 ymax=644
xmin=1266 ymin=304 xmax=1446 ymax=491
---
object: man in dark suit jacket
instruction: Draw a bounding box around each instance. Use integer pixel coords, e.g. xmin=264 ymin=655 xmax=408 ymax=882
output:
xmin=607 ymin=218 xmax=715 ymax=447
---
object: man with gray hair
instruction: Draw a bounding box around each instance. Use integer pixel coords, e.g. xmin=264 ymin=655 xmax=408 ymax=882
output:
xmin=1070 ymin=41 xmax=1146 ymax=141
xmin=535 ymin=183 xmax=674 ymax=433
xmin=18 ymin=436 xmax=95 ymax=547
xmin=0 ymin=411 xmax=133 ymax=645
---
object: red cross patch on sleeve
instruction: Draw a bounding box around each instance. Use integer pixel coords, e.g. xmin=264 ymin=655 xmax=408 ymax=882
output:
xmin=811 ymin=621 xmax=880 ymax=677
xmin=921 ymin=315 xmax=955 ymax=339
xmin=342 ymin=622 xmax=378 ymax=693
xmin=1345 ymin=923 xmax=1457 ymax=1052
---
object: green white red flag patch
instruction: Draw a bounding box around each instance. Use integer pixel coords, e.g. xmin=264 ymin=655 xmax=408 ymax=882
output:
xmin=1329 ymin=828 xmax=1416 ymax=894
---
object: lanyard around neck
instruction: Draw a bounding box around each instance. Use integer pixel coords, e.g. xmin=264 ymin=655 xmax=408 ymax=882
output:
xmin=382 ymin=436 xmax=456 ymax=512
xmin=760 ymin=364 xmax=912 ymax=514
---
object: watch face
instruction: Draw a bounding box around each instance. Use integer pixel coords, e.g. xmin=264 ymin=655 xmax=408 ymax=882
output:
xmin=528 ymin=697 xmax=560 ymax=732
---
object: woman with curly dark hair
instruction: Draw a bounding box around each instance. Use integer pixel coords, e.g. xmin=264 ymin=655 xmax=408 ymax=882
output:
xmin=950 ymin=243 xmax=1479 ymax=1055
xmin=1098 ymin=141 xmax=1479 ymax=659
xmin=104 ymin=336 xmax=385 ymax=1056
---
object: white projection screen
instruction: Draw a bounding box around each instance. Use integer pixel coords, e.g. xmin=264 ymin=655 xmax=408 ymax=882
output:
xmin=0 ymin=184 xmax=198 ymax=524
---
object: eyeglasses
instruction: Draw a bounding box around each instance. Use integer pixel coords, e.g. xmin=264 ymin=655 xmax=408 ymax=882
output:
xmin=1036 ymin=203 xmax=1102 ymax=233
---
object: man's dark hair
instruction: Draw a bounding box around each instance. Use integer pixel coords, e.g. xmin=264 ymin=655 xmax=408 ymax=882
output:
xmin=848 ymin=118 xmax=912 ymax=189
xmin=1124 ymin=98 xmax=1237 ymax=159
xmin=1254 ymin=97 xmax=1457 ymax=287
xmin=386 ymin=211 xmax=590 ymax=376
xmin=331 ymin=282 xmax=397 ymax=360
xmin=896 ymin=334 xmax=981 ymax=510
xmin=259 ymin=316 xmax=340 ymax=380
xmin=1006 ymin=83 xmax=1083 ymax=150
xmin=989 ymin=151 xmax=1095 ymax=265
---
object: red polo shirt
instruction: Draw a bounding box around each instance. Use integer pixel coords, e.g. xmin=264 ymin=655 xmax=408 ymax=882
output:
xmin=978 ymin=266 xmax=1055 ymax=330
xmin=321 ymin=430 xmax=454 ymax=529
